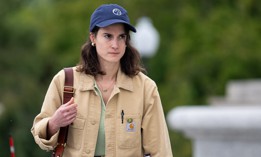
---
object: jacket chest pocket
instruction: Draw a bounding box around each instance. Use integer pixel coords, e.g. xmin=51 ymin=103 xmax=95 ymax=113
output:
xmin=67 ymin=117 xmax=85 ymax=150
xmin=118 ymin=114 xmax=141 ymax=149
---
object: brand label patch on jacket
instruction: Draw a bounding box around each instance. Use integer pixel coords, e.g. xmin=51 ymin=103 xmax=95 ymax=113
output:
xmin=126 ymin=120 xmax=136 ymax=132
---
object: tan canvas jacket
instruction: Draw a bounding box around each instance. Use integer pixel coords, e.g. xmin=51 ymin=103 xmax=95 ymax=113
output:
xmin=31 ymin=67 xmax=173 ymax=157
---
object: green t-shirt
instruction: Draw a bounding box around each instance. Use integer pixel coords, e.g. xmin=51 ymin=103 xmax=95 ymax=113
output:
xmin=94 ymin=82 xmax=106 ymax=156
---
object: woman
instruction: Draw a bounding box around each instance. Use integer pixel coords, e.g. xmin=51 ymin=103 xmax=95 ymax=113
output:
xmin=31 ymin=4 xmax=173 ymax=157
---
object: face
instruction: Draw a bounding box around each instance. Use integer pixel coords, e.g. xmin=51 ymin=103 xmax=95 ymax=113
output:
xmin=90 ymin=23 xmax=127 ymax=65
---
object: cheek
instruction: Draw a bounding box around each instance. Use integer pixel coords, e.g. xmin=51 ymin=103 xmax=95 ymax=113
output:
xmin=95 ymin=44 xmax=106 ymax=54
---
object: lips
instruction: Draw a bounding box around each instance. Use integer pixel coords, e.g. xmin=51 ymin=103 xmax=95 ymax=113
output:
xmin=108 ymin=52 xmax=120 ymax=54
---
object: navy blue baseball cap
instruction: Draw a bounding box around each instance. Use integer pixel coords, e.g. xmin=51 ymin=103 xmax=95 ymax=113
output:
xmin=90 ymin=4 xmax=136 ymax=33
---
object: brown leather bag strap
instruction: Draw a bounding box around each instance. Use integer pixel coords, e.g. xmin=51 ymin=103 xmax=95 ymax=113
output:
xmin=52 ymin=68 xmax=74 ymax=157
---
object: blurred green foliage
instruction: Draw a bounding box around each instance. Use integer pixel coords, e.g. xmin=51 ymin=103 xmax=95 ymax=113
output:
xmin=1 ymin=0 xmax=261 ymax=156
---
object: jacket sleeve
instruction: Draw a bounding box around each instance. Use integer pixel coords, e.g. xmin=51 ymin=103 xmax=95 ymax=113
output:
xmin=31 ymin=70 xmax=64 ymax=151
xmin=142 ymin=81 xmax=173 ymax=157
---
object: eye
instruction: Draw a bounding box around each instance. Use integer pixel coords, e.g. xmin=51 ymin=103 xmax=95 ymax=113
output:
xmin=119 ymin=34 xmax=127 ymax=40
xmin=104 ymin=34 xmax=112 ymax=39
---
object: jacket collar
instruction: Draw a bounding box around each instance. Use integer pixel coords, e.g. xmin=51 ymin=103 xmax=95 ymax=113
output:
xmin=116 ymin=68 xmax=133 ymax=92
xmin=78 ymin=72 xmax=94 ymax=91
xmin=78 ymin=68 xmax=134 ymax=92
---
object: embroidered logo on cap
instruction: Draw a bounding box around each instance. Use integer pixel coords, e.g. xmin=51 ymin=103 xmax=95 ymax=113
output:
xmin=112 ymin=8 xmax=122 ymax=16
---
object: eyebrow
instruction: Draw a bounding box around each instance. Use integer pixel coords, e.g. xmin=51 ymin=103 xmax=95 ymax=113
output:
xmin=102 ymin=32 xmax=127 ymax=37
xmin=102 ymin=32 xmax=126 ymax=35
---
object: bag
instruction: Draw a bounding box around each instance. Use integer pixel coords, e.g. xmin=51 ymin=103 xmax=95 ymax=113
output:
xmin=52 ymin=68 xmax=74 ymax=157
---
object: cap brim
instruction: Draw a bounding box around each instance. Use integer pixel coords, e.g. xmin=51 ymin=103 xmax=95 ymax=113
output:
xmin=96 ymin=19 xmax=136 ymax=32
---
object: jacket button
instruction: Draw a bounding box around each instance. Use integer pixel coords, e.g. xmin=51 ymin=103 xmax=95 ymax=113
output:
xmin=91 ymin=121 xmax=96 ymax=125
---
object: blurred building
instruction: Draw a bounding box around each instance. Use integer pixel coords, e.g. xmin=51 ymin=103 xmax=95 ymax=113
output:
xmin=209 ymin=79 xmax=261 ymax=106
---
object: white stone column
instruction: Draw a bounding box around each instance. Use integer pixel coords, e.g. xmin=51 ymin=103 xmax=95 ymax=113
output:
xmin=167 ymin=106 xmax=261 ymax=157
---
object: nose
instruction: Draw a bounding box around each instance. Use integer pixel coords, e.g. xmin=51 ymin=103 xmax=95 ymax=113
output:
xmin=111 ymin=38 xmax=119 ymax=49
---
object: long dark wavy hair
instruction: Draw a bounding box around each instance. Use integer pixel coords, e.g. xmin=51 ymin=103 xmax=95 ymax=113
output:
xmin=76 ymin=25 xmax=146 ymax=77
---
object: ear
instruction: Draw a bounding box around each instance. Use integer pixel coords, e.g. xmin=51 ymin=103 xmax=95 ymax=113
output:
xmin=89 ymin=33 xmax=95 ymax=43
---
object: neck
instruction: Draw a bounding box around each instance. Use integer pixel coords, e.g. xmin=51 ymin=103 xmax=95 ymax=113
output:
xmin=96 ymin=74 xmax=117 ymax=82
xmin=98 ymin=62 xmax=119 ymax=81
xmin=95 ymin=67 xmax=118 ymax=94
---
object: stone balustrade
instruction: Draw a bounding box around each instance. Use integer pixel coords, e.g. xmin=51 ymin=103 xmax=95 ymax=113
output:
xmin=167 ymin=106 xmax=261 ymax=157
xmin=167 ymin=80 xmax=261 ymax=157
